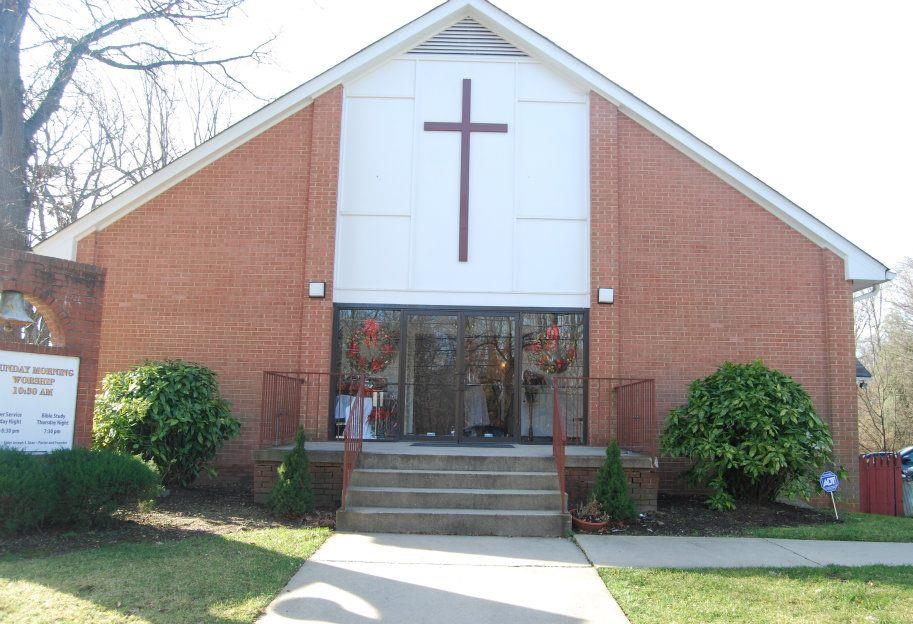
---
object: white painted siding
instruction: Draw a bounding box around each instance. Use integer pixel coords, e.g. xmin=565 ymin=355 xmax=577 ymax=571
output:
xmin=334 ymin=56 xmax=590 ymax=307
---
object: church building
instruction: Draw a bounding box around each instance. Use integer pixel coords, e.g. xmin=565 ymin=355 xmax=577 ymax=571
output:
xmin=35 ymin=0 xmax=892 ymax=532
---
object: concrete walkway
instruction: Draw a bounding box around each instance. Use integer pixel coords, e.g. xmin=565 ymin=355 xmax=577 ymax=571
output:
xmin=576 ymin=535 xmax=913 ymax=569
xmin=258 ymin=533 xmax=629 ymax=623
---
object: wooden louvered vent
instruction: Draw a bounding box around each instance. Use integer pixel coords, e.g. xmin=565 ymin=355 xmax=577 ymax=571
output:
xmin=408 ymin=17 xmax=528 ymax=57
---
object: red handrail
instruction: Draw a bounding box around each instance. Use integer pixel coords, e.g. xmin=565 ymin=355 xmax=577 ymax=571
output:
xmin=552 ymin=378 xmax=567 ymax=513
xmin=341 ymin=375 xmax=366 ymax=511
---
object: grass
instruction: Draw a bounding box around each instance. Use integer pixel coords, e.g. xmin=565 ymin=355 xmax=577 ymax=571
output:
xmin=0 ymin=526 xmax=330 ymax=624
xmin=601 ymin=565 xmax=913 ymax=624
xmin=748 ymin=512 xmax=913 ymax=543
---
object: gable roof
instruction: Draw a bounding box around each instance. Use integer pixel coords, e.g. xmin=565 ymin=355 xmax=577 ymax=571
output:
xmin=34 ymin=0 xmax=893 ymax=289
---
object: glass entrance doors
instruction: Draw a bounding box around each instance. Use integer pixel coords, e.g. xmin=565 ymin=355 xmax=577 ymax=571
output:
xmin=402 ymin=312 xmax=518 ymax=442
xmin=403 ymin=314 xmax=459 ymax=438
xmin=461 ymin=315 xmax=516 ymax=441
xmin=335 ymin=306 xmax=586 ymax=444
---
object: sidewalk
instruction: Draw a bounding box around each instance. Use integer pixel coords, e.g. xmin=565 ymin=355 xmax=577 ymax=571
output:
xmin=576 ymin=535 xmax=913 ymax=568
xmin=259 ymin=533 xmax=629 ymax=623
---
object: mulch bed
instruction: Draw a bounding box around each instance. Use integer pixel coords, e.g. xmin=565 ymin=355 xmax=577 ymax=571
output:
xmin=0 ymin=486 xmax=335 ymax=558
xmin=583 ymin=493 xmax=835 ymax=537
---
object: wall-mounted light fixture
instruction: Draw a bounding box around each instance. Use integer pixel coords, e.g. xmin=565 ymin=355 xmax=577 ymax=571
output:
xmin=597 ymin=288 xmax=614 ymax=304
xmin=308 ymin=282 xmax=326 ymax=298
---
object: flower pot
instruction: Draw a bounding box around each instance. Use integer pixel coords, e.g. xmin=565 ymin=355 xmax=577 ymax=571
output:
xmin=571 ymin=515 xmax=608 ymax=533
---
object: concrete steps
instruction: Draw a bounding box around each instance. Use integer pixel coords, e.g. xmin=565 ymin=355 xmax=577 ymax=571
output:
xmin=350 ymin=468 xmax=560 ymax=490
xmin=336 ymin=451 xmax=570 ymax=537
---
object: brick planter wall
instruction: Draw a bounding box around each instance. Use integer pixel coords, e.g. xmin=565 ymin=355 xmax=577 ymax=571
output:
xmin=566 ymin=455 xmax=658 ymax=513
xmin=253 ymin=447 xmax=343 ymax=510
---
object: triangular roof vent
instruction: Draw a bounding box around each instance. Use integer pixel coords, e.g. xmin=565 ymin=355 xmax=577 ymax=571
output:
xmin=408 ymin=17 xmax=528 ymax=57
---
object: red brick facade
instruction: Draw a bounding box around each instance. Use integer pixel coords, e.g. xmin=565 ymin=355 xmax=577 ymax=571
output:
xmin=0 ymin=247 xmax=105 ymax=448
xmin=75 ymin=87 xmax=342 ymax=479
xmin=69 ymin=87 xmax=859 ymax=505
xmin=589 ymin=93 xmax=859 ymax=504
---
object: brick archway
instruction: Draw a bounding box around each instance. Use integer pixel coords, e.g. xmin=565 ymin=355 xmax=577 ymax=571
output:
xmin=0 ymin=247 xmax=105 ymax=447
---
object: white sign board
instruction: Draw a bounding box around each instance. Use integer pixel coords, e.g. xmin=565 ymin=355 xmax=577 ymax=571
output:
xmin=0 ymin=349 xmax=80 ymax=453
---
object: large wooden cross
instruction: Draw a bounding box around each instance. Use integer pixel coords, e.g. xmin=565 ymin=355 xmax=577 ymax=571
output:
xmin=424 ymin=78 xmax=508 ymax=262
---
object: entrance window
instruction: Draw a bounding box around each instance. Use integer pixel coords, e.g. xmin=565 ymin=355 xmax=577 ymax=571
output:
xmin=403 ymin=314 xmax=458 ymax=437
xmin=335 ymin=309 xmax=401 ymax=440
xmin=333 ymin=307 xmax=586 ymax=444
xmin=520 ymin=313 xmax=585 ymax=443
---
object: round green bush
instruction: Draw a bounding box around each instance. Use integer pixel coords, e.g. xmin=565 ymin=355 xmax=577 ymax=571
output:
xmin=93 ymin=360 xmax=240 ymax=487
xmin=45 ymin=448 xmax=161 ymax=527
xmin=0 ymin=449 xmax=56 ymax=535
xmin=660 ymin=360 xmax=836 ymax=510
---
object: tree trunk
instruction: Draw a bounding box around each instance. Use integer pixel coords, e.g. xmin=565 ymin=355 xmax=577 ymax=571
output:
xmin=0 ymin=0 xmax=30 ymax=250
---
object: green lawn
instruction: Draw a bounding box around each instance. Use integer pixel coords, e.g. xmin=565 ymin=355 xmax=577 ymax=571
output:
xmin=0 ymin=526 xmax=330 ymax=624
xmin=601 ymin=565 xmax=913 ymax=624
xmin=749 ymin=512 xmax=913 ymax=542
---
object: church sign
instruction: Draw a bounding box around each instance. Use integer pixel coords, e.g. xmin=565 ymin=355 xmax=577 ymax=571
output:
xmin=0 ymin=350 xmax=80 ymax=453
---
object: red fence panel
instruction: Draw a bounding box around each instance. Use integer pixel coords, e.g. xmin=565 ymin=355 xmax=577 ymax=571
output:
xmin=859 ymin=454 xmax=904 ymax=516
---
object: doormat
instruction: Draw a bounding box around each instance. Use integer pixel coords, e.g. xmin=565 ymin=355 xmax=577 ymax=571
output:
xmin=410 ymin=442 xmax=516 ymax=448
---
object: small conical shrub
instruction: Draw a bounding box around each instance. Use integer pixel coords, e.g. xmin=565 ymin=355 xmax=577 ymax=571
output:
xmin=268 ymin=428 xmax=314 ymax=518
xmin=592 ymin=440 xmax=636 ymax=522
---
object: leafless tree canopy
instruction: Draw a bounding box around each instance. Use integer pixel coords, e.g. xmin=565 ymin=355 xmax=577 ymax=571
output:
xmin=1 ymin=0 xmax=269 ymax=249
xmin=856 ymin=257 xmax=913 ymax=453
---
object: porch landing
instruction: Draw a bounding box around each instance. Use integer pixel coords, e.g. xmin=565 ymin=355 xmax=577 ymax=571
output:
xmin=255 ymin=440 xmax=655 ymax=465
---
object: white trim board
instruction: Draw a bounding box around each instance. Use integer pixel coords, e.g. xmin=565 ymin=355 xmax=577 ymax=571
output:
xmin=33 ymin=0 xmax=893 ymax=290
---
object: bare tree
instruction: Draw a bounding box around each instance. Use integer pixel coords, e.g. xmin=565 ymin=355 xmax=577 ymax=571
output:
xmin=856 ymin=258 xmax=913 ymax=453
xmin=1 ymin=0 xmax=268 ymax=250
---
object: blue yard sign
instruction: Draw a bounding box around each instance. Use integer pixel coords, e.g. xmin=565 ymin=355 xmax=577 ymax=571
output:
xmin=819 ymin=470 xmax=840 ymax=520
xmin=819 ymin=471 xmax=839 ymax=493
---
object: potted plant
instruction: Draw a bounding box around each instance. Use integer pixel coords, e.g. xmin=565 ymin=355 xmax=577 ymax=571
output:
xmin=571 ymin=499 xmax=610 ymax=532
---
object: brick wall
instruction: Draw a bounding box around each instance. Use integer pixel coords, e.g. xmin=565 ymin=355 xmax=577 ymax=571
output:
xmin=253 ymin=458 xmax=342 ymax=510
xmin=0 ymin=248 xmax=105 ymax=447
xmin=75 ymin=87 xmax=343 ymax=479
xmin=566 ymin=465 xmax=658 ymax=513
xmin=588 ymin=92 xmax=860 ymax=506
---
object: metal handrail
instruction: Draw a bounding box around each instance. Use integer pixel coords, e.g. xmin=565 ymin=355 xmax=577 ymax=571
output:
xmin=341 ymin=375 xmax=366 ymax=511
xmin=551 ymin=378 xmax=567 ymax=513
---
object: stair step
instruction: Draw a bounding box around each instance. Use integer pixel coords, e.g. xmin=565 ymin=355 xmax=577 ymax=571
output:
xmin=336 ymin=507 xmax=571 ymax=537
xmin=358 ymin=453 xmax=556 ymax=472
xmin=345 ymin=486 xmax=562 ymax=510
xmin=350 ymin=468 xmax=559 ymax=490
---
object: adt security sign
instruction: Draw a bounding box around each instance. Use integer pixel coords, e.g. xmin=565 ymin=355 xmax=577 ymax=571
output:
xmin=819 ymin=470 xmax=840 ymax=520
xmin=819 ymin=471 xmax=839 ymax=493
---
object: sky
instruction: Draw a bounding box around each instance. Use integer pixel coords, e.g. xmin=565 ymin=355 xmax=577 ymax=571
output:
xmin=211 ymin=0 xmax=911 ymax=269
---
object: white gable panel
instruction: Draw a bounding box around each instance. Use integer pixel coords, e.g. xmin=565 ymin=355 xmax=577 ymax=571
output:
xmin=334 ymin=55 xmax=589 ymax=307
xmin=336 ymin=215 xmax=410 ymax=290
xmin=518 ymin=63 xmax=586 ymax=103
xmin=341 ymin=98 xmax=414 ymax=215
xmin=516 ymin=101 xmax=588 ymax=219
xmin=515 ymin=219 xmax=588 ymax=294
xmin=418 ymin=60 xmax=515 ymax=127
xmin=346 ymin=59 xmax=415 ymax=98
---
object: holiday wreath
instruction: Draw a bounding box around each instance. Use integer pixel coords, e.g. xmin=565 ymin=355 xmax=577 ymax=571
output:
xmin=525 ymin=323 xmax=578 ymax=374
xmin=345 ymin=318 xmax=398 ymax=374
